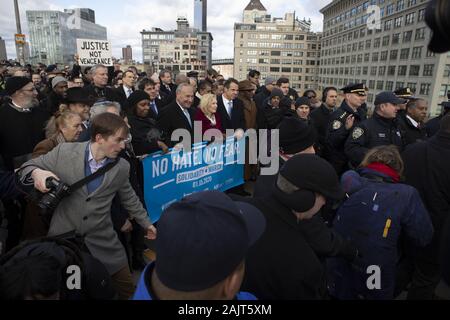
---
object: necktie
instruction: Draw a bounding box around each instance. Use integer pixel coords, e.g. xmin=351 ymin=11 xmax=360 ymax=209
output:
xmin=228 ymin=101 xmax=233 ymax=117
xmin=151 ymin=101 xmax=158 ymax=115
xmin=127 ymin=88 xmax=132 ymax=98
xmin=183 ymin=109 xmax=192 ymax=127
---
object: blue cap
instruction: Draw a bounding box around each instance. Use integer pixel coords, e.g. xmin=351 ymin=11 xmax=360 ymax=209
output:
xmin=155 ymin=191 xmax=266 ymax=292
xmin=374 ymin=91 xmax=407 ymax=105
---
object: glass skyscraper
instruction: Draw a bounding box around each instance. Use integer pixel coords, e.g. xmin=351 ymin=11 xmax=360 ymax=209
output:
xmin=26 ymin=8 xmax=107 ymax=66
xmin=194 ymin=0 xmax=207 ymax=32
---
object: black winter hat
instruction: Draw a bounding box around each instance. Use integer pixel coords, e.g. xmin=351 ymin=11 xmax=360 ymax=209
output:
xmin=269 ymin=88 xmax=284 ymax=99
xmin=277 ymin=154 xmax=344 ymax=201
xmin=5 ymin=76 xmax=32 ymax=96
xmin=295 ymin=97 xmax=311 ymax=108
xmin=279 ymin=97 xmax=293 ymax=109
xmin=278 ymin=115 xmax=316 ymax=154
xmin=127 ymin=90 xmax=150 ymax=110
xmin=66 ymin=87 xmax=92 ymax=104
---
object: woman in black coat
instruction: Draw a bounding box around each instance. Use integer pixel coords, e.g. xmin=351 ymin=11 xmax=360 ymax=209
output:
xmin=126 ymin=90 xmax=168 ymax=157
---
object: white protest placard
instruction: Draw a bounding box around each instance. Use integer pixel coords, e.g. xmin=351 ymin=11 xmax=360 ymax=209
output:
xmin=76 ymin=39 xmax=113 ymax=66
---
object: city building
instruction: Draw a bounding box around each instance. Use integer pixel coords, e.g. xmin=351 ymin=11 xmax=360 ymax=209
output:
xmin=212 ymin=59 xmax=234 ymax=79
xmin=319 ymin=0 xmax=450 ymax=116
xmin=234 ymin=0 xmax=322 ymax=92
xmin=141 ymin=16 xmax=213 ymax=77
xmin=26 ymin=8 xmax=107 ymax=66
xmin=194 ymin=0 xmax=207 ymax=32
xmin=122 ymin=45 xmax=133 ymax=64
xmin=0 ymin=37 xmax=7 ymax=61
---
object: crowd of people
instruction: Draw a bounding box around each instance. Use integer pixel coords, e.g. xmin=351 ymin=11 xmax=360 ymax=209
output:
xmin=0 ymin=57 xmax=449 ymax=301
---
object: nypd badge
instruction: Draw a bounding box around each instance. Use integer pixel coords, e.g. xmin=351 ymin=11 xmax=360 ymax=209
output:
xmin=332 ymin=120 xmax=342 ymax=130
xmin=352 ymin=127 xmax=364 ymax=140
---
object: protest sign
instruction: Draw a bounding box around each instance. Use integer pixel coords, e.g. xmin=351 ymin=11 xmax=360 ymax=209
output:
xmin=76 ymin=39 xmax=113 ymax=66
xmin=142 ymin=138 xmax=245 ymax=222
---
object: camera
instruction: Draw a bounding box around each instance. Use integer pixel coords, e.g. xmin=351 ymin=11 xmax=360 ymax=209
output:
xmin=38 ymin=177 xmax=70 ymax=214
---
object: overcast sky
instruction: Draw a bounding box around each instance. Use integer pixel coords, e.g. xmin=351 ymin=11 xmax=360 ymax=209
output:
xmin=1 ymin=0 xmax=330 ymax=62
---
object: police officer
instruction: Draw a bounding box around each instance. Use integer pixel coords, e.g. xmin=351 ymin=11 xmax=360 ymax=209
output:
xmin=326 ymin=83 xmax=367 ymax=175
xmin=394 ymin=87 xmax=415 ymax=119
xmin=345 ymin=91 xmax=406 ymax=168
xmin=426 ymin=100 xmax=450 ymax=137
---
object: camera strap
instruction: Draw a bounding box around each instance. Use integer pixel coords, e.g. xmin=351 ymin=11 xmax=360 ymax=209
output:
xmin=68 ymin=158 xmax=120 ymax=194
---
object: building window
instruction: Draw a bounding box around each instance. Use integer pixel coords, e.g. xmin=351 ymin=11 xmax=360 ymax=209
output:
xmin=381 ymin=51 xmax=388 ymax=61
xmin=418 ymin=9 xmax=425 ymax=22
xmin=444 ymin=65 xmax=450 ymax=77
xmin=397 ymin=0 xmax=405 ymax=11
xmin=388 ymin=66 xmax=396 ymax=76
xmin=377 ymin=81 xmax=384 ymax=90
xmin=369 ymin=80 xmax=375 ymax=89
xmin=403 ymin=30 xmax=412 ymax=42
xmin=390 ymin=50 xmax=398 ymax=60
xmin=396 ymin=82 xmax=405 ymax=89
xmin=374 ymin=38 xmax=381 ymax=48
xmin=384 ymin=20 xmax=392 ymax=31
xmin=407 ymin=0 xmax=417 ymax=7
xmin=405 ymin=83 xmax=416 ymax=94
xmin=371 ymin=66 xmax=378 ymax=75
xmin=270 ymin=67 xmax=280 ymax=72
xmin=405 ymin=12 xmax=415 ymax=25
xmin=366 ymin=40 xmax=371 ymax=49
xmin=423 ymin=64 xmax=434 ymax=76
xmin=386 ymin=81 xmax=394 ymax=91
xmin=412 ymin=46 xmax=422 ymax=59
xmin=409 ymin=65 xmax=420 ymax=76
xmin=398 ymin=65 xmax=407 ymax=76
xmin=364 ymin=53 xmax=370 ymax=62
xmin=426 ymin=49 xmax=435 ymax=58
xmin=415 ymin=28 xmax=426 ymax=40
xmin=394 ymin=17 xmax=403 ymax=28
xmin=400 ymin=48 xmax=410 ymax=59
xmin=419 ymin=83 xmax=431 ymax=95
xmin=440 ymin=84 xmax=449 ymax=97
xmin=372 ymin=52 xmax=379 ymax=62
xmin=392 ymin=33 xmax=400 ymax=44
xmin=379 ymin=66 xmax=386 ymax=76
xmin=382 ymin=36 xmax=390 ymax=46
xmin=387 ymin=4 xmax=394 ymax=15
xmin=363 ymin=67 xmax=368 ymax=75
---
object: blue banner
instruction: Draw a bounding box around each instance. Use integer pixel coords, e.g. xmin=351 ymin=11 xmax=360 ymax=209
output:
xmin=142 ymin=137 xmax=246 ymax=223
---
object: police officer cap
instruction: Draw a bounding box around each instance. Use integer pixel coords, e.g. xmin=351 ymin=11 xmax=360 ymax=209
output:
xmin=394 ymin=87 xmax=415 ymax=99
xmin=374 ymin=91 xmax=407 ymax=106
xmin=341 ymin=83 xmax=366 ymax=96
xmin=439 ymin=101 xmax=450 ymax=109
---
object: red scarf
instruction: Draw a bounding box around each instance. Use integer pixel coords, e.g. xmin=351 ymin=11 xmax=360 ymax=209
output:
xmin=366 ymin=162 xmax=400 ymax=183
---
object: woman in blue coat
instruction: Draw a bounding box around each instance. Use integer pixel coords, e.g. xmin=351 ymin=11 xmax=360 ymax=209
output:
xmin=327 ymin=145 xmax=433 ymax=300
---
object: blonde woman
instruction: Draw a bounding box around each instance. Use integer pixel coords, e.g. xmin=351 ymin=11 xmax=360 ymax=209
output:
xmin=194 ymin=93 xmax=224 ymax=137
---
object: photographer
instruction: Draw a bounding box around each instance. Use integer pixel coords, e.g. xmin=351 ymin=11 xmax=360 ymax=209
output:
xmin=17 ymin=112 xmax=157 ymax=300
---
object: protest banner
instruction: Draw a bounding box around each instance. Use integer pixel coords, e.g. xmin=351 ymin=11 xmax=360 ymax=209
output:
xmin=76 ymin=39 xmax=113 ymax=66
xmin=142 ymin=137 xmax=246 ymax=223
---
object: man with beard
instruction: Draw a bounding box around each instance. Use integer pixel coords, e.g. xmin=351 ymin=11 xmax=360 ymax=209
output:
xmin=0 ymin=77 xmax=49 ymax=250
xmin=38 ymin=76 xmax=68 ymax=116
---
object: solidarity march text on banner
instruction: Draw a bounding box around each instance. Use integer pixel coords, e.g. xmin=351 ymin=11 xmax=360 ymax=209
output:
xmin=142 ymin=137 xmax=246 ymax=223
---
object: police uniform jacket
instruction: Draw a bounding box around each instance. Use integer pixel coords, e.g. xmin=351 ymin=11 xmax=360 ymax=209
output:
xmin=327 ymin=168 xmax=433 ymax=300
xmin=326 ymin=101 xmax=367 ymax=173
xmin=310 ymin=103 xmax=334 ymax=158
xmin=345 ymin=112 xmax=403 ymax=168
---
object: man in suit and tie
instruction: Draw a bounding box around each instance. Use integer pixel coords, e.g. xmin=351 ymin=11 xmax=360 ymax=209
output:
xmin=217 ymin=78 xmax=246 ymax=134
xmin=216 ymin=79 xmax=249 ymax=196
xmin=17 ymin=113 xmax=157 ymax=299
xmin=138 ymin=78 xmax=164 ymax=120
xmin=157 ymin=83 xmax=195 ymax=148
xmin=114 ymin=70 xmax=136 ymax=113
xmin=159 ymin=70 xmax=176 ymax=104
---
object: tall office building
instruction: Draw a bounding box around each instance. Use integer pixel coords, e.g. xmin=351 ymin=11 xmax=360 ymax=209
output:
xmin=194 ymin=0 xmax=207 ymax=32
xmin=122 ymin=45 xmax=133 ymax=64
xmin=0 ymin=37 xmax=7 ymax=61
xmin=319 ymin=0 xmax=450 ymax=116
xmin=234 ymin=0 xmax=322 ymax=91
xmin=141 ymin=16 xmax=213 ymax=77
xmin=26 ymin=8 xmax=107 ymax=65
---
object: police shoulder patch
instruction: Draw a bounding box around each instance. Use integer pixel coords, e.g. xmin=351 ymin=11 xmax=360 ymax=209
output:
xmin=332 ymin=120 xmax=342 ymax=130
xmin=352 ymin=127 xmax=364 ymax=140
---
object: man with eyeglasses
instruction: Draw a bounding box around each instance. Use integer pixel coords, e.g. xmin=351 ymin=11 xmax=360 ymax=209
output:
xmin=0 ymin=76 xmax=49 ymax=251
